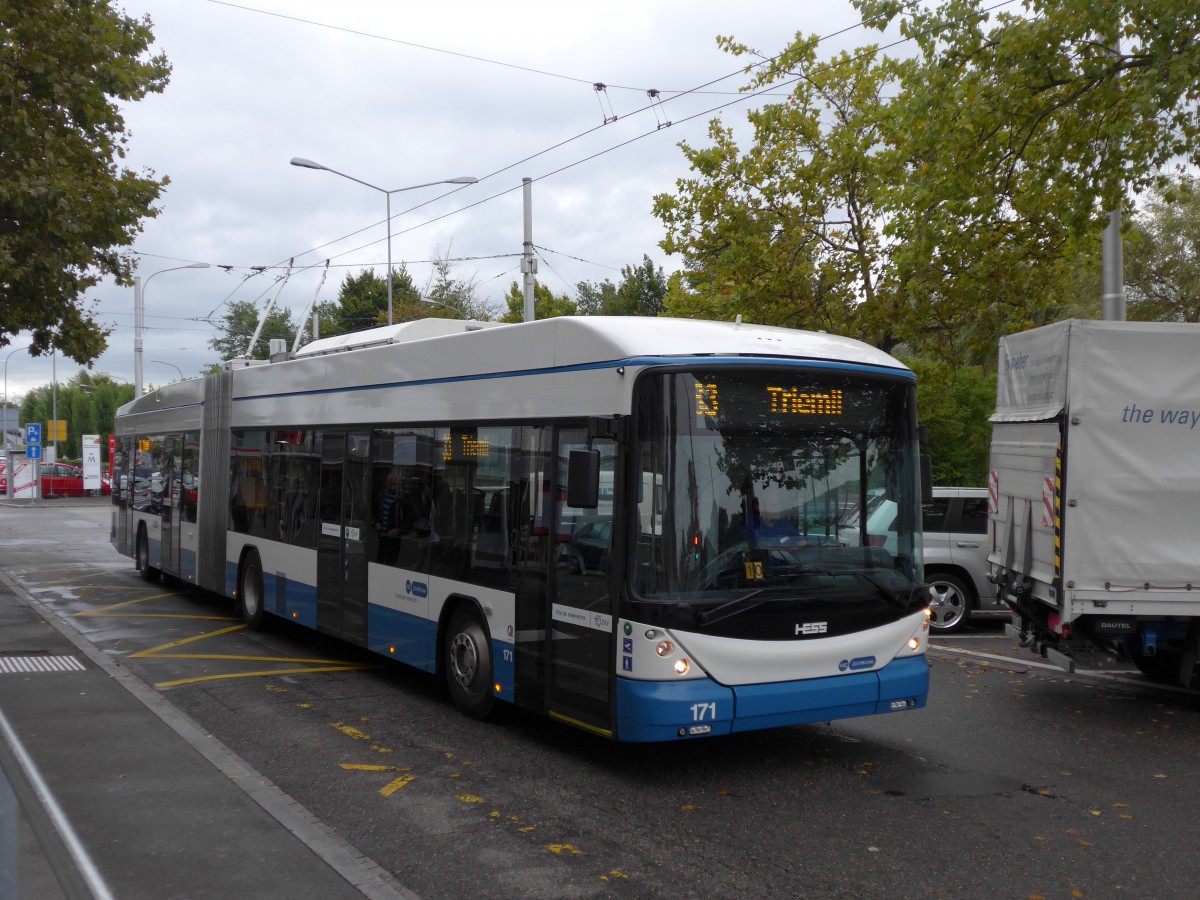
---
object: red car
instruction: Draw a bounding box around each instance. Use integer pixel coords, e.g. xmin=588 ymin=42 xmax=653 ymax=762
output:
xmin=38 ymin=462 xmax=112 ymax=497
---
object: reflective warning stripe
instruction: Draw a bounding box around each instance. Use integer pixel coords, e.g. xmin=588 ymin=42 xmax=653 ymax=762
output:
xmin=1053 ymin=441 xmax=1063 ymax=584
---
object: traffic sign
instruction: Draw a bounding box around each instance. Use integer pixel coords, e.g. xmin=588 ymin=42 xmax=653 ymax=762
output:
xmin=25 ymin=423 xmax=41 ymax=446
xmin=26 ymin=443 xmax=42 ymax=460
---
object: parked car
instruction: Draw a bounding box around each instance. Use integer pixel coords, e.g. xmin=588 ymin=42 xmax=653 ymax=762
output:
xmin=922 ymin=487 xmax=1001 ymax=633
xmin=838 ymin=487 xmax=1001 ymax=632
xmin=38 ymin=462 xmax=112 ymax=497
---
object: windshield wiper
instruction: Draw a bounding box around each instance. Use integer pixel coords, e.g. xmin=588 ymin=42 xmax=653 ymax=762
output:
xmin=695 ymin=581 xmax=830 ymax=627
xmin=806 ymin=568 xmax=922 ymax=611
xmin=696 ymin=588 xmax=770 ymax=627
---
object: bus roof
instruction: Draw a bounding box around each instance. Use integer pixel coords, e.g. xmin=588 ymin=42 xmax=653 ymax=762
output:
xmin=290 ymin=315 xmax=906 ymax=372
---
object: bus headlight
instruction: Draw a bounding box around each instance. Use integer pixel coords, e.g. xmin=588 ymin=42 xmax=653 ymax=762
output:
xmin=907 ymin=637 xmax=921 ymax=652
xmin=656 ymin=640 xmax=675 ymax=657
xmin=673 ymin=658 xmax=691 ymax=676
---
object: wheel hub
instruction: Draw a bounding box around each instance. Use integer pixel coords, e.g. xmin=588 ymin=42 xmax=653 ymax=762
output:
xmin=449 ymin=633 xmax=478 ymax=687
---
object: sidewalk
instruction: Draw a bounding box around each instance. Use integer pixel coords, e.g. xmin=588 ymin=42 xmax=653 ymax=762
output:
xmin=0 ymin=575 xmax=414 ymax=900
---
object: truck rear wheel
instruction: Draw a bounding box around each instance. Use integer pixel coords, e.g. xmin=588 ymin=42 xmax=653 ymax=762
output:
xmin=1129 ymin=647 xmax=1183 ymax=684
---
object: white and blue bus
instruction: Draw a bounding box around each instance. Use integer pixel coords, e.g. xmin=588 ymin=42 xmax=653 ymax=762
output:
xmin=111 ymin=316 xmax=930 ymax=741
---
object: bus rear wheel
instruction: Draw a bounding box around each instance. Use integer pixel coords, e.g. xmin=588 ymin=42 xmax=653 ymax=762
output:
xmin=136 ymin=527 xmax=160 ymax=583
xmin=237 ymin=550 xmax=267 ymax=630
xmin=444 ymin=607 xmax=495 ymax=720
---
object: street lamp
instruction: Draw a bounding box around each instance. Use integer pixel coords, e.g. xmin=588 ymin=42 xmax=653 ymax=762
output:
xmin=290 ymin=157 xmax=477 ymax=326
xmin=134 ymin=263 xmax=209 ymax=396
xmin=2 ymin=344 xmax=29 ymax=449
xmin=151 ymin=360 xmax=184 ymax=382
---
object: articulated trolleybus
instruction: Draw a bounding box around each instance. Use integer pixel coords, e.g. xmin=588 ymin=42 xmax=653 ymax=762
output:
xmin=111 ymin=316 xmax=929 ymax=741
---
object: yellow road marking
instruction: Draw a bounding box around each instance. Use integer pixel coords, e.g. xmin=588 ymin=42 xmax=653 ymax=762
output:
xmin=129 ymin=624 xmax=248 ymax=656
xmin=339 ymin=763 xmax=409 ymax=773
xmin=29 ymin=575 xmax=370 ymax=687
xmin=380 ymin=775 xmax=416 ymax=796
xmin=330 ymin=722 xmax=372 ymax=741
xmin=86 ymin=613 xmax=241 ymax=621
xmin=154 ymin=665 xmax=367 ymax=688
xmin=74 ymin=592 xmax=184 ymax=615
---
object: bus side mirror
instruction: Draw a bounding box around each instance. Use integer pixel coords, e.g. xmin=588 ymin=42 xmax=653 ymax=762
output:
xmin=566 ymin=448 xmax=600 ymax=509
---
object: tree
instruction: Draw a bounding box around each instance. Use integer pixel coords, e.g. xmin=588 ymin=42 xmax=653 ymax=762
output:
xmin=903 ymin=357 xmax=995 ymax=487
xmin=208 ymin=300 xmax=296 ymax=361
xmin=498 ymin=282 xmax=576 ymax=323
xmin=576 ymin=256 xmax=668 ymax=317
xmin=653 ymin=39 xmax=906 ymax=348
xmin=1125 ymin=176 xmax=1200 ymax=322
xmin=855 ymin=0 xmax=1200 ymax=356
xmin=422 ymin=252 xmax=491 ymax=321
xmin=17 ymin=371 xmax=134 ymax=459
xmin=320 ymin=267 xmax=418 ymax=336
xmin=575 ymin=278 xmax=617 ymax=316
xmin=0 ymin=1 xmax=170 ymax=363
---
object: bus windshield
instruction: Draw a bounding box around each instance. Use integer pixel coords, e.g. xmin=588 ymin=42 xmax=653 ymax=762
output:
xmin=632 ymin=368 xmax=922 ymax=604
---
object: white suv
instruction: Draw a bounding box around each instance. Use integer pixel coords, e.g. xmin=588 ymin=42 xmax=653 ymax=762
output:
xmin=922 ymin=487 xmax=1001 ymax=633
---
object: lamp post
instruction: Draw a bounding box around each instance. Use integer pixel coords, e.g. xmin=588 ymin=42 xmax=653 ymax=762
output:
xmin=2 ymin=344 xmax=28 ymax=450
xmin=290 ymin=158 xmax=477 ymax=326
xmin=134 ymin=263 xmax=209 ymax=396
xmin=151 ymin=360 xmax=184 ymax=383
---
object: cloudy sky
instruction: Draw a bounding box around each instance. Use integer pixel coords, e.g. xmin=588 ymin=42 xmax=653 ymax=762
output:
xmin=7 ymin=0 xmax=899 ymax=400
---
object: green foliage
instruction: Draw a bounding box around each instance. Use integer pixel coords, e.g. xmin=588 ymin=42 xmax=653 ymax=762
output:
xmin=576 ymin=256 xmax=668 ymax=317
xmin=655 ymin=4 xmax=1200 ymax=364
xmin=422 ymin=253 xmax=490 ymax=321
xmin=498 ymin=282 xmax=576 ymax=323
xmin=575 ymin=278 xmax=618 ymax=316
xmin=1125 ymin=176 xmax=1200 ymax=322
xmin=17 ymin=372 xmax=134 ymax=458
xmin=208 ymin=300 xmax=296 ymax=360
xmin=903 ymin=357 xmax=996 ymax=487
xmin=318 ymin=267 xmax=419 ymax=336
xmin=654 ymin=39 xmax=905 ymax=348
xmin=855 ymin=0 xmax=1200 ymax=358
xmin=0 ymin=0 xmax=170 ymax=363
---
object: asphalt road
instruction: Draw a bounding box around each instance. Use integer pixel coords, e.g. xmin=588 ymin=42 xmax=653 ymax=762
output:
xmin=4 ymin=499 xmax=1200 ymax=899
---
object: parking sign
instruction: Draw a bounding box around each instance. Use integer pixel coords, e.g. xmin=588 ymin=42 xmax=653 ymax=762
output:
xmin=25 ymin=423 xmax=41 ymax=446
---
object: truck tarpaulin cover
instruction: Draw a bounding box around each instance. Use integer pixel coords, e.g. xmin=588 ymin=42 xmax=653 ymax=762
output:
xmin=998 ymin=319 xmax=1200 ymax=591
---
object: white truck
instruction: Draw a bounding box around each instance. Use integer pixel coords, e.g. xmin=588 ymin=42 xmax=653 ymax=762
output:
xmin=988 ymin=319 xmax=1200 ymax=687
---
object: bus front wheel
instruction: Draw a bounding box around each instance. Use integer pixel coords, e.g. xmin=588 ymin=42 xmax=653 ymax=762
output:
xmin=444 ymin=607 xmax=495 ymax=720
xmin=237 ymin=550 xmax=267 ymax=630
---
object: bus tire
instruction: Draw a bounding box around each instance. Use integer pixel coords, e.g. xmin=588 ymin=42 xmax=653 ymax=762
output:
xmin=136 ymin=526 xmax=160 ymax=583
xmin=444 ymin=607 xmax=495 ymax=720
xmin=237 ymin=550 xmax=267 ymax=630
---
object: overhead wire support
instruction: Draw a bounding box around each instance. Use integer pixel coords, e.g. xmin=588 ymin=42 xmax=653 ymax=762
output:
xmin=647 ymin=89 xmax=671 ymax=129
xmin=593 ymin=83 xmax=618 ymax=124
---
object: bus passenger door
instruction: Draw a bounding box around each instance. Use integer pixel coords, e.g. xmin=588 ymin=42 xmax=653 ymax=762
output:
xmin=316 ymin=432 xmax=370 ymax=645
xmin=160 ymin=436 xmax=179 ymax=576
xmin=545 ymin=429 xmax=616 ymax=736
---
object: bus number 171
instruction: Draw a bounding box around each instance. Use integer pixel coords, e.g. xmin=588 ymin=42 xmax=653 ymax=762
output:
xmin=690 ymin=702 xmax=717 ymax=722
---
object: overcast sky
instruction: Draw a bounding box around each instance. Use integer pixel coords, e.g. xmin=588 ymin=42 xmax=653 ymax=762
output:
xmin=7 ymin=0 xmax=897 ymax=401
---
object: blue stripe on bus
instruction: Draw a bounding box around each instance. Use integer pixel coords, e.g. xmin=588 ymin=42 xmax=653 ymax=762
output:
xmin=367 ymin=605 xmax=437 ymax=671
xmin=231 ymin=355 xmax=915 ymax=404
xmin=616 ymin=655 xmax=928 ymax=742
xmin=180 ymin=546 xmax=197 ymax=584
